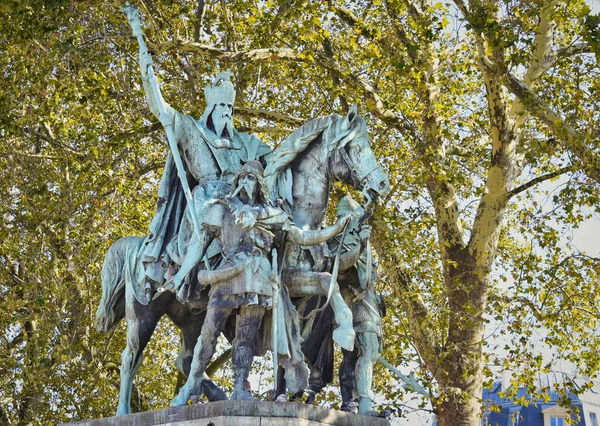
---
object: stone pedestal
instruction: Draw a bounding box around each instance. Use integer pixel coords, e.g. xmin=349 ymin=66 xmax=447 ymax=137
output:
xmin=61 ymin=401 xmax=389 ymax=426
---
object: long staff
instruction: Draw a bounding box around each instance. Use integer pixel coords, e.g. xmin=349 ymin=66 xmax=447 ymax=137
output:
xmin=123 ymin=4 xmax=202 ymax=239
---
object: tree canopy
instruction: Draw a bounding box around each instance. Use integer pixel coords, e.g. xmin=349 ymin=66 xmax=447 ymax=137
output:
xmin=1 ymin=1 xmax=599 ymax=425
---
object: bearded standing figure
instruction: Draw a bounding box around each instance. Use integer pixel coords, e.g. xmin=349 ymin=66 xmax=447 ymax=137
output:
xmin=170 ymin=161 xmax=352 ymax=405
xmin=137 ymin=46 xmax=271 ymax=294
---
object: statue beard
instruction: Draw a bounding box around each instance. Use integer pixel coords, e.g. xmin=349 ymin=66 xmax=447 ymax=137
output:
xmin=231 ymin=188 xmax=259 ymax=230
xmin=213 ymin=114 xmax=233 ymax=140
xmin=231 ymin=185 xmax=258 ymax=204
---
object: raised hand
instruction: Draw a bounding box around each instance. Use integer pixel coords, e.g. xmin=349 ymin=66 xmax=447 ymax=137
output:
xmin=358 ymin=224 xmax=372 ymax=243
xmin=122 ymin=3 xmax=143 ymax=37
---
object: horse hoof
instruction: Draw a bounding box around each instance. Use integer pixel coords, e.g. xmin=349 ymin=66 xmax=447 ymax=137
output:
xmin=275 ymin=393 xmax=288 ymax=402
xmin=340 ymin=400 xmax=358 ymax=414
xmin=304 ymin=392 xmax=316 ymax=405
xmin=170 ymin=393 xmax=190 ymax=407
xmin=116 ymin=407 xmax=130 ymax=416
xmin=332 ymin=327 xmax=355 ymax=351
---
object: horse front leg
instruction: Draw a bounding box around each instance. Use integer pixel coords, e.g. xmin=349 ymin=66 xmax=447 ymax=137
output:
xmin=339 ymin=348 xmax=358 ymax=412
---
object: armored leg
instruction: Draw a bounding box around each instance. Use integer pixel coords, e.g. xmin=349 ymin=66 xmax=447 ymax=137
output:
xmin=231 ymin=305 xmax=264 ymax=400
xmin=171 ymin=307 xmax=231 ymax=406
xmin=356 ymin=331 xmax=380 ymax=416
xmin=166 ymin=303 xmax=227 ymax=402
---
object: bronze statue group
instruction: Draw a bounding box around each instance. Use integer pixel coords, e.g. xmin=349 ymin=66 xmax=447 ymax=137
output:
xmin=95 ymin=5 xmax=391 ymax=418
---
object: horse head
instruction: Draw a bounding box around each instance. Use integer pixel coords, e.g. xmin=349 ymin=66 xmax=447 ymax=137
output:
xmin=329 ymin=106 xmax=391 ymax=208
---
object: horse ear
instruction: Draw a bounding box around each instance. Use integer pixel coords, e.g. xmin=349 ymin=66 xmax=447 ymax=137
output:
xmin=348 ymin=104 xmax=358 ymax=122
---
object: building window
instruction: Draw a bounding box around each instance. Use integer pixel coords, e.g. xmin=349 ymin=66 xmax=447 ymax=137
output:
xmin=509 ymin=412 xmax=520 ymax=426
xmin=591 ymin=412 xmax=599 ymax=426
xmin=550 ymin=418 xmax=564 ymax=426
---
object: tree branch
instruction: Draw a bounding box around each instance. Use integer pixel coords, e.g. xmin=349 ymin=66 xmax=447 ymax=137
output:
xmin=149 ymin=40 xmax=302 ymax=62
xmin=502 ymin=70 xmax=600 ymax=184
xmin=237 ymin=125 xmax=293 ymax=134
xmin=193 ymin=0 xmax=206 ymax=42
xmin=314 ymin=52 xmax=419 ymax=137
xmin=508 ymin=165 xmax=574 ymax=199
xmin=536 ymin=43 xmax=593 ymax=78
xmin=206 ymin=348 xmax=231 ymax=377
xmin=235 ymin=107 xmax=304 ymax=127
xmin=554 ymin=43 xmax=592 ymax=62
xmin=150 ymin=37 xmax=417 ymax=138
xmin=370 ymin=211 xmax=442 ymax=373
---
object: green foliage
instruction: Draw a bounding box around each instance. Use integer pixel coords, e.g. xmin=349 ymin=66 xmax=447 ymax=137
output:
xmin=1 ymin=0 xmax=598 ymax=424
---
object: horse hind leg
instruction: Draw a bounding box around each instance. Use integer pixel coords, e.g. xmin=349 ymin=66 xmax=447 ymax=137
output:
xmin=169 ymin=307 xmax=227 ymax=402
xmin=116 ymin=308 xmax=161 ymax=415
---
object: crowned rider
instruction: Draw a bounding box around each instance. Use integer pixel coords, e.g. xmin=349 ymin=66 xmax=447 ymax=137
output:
xmin=137 ymin=45 xmax=271 ymax=296
xmin=170 ymin=161 xmax=353 ymax=405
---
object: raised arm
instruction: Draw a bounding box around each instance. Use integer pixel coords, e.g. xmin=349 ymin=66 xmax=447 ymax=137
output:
xmin=287 ymin=214 xmax=352 ymax=246
xmin=124 ymin=5 xmax=174 ymax=123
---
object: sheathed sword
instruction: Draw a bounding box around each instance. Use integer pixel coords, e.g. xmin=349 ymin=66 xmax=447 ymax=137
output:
xmin=123 ymin=4 xmax=202 ymax=240
xmin=271 ymin=248 xmax=279 ymax=390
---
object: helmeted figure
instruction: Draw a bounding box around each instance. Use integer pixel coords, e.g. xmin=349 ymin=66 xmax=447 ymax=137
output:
xmin=333 ymin=196 xmax=383 ymax=416
xmin=300 ymin=195 xmax=384 ymax=415
xmin=171 ymin=161 xmax=352 ymax=405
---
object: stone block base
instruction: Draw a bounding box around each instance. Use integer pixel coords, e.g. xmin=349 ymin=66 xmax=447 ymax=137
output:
xmin=61 ymin=401 xmax=389 ymax=426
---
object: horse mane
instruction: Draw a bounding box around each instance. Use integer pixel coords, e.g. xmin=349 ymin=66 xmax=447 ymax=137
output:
xmin=264 ymin=106 xmax=363 ymax=210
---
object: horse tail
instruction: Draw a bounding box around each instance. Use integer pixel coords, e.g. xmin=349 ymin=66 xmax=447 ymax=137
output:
xmin=95 ymin=236 xmax=143 ymax=332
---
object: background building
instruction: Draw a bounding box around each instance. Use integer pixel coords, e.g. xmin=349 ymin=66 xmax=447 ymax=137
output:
xmin=481 ymin=372 xmax=600 ymax=426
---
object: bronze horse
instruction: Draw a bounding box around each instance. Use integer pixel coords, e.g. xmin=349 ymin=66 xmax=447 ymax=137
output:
xmin=96 ymin=107 xmax=390 ymax=415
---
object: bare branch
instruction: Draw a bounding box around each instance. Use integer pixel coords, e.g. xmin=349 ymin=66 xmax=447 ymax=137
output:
xmin=314 ymin=53 xmax=419 ymax=136
xmin=502 ymin=71 xmax=600 ymax=184
xmin=206 ymin=348 xmax=232 ymax=377
xmin=110 ymin=122 xmax=163 ymax=143
xmin=370 ymin=212 xmax=442 ymax=372
xmin=322 ymin=38 xmax=349 ymax=112
xmin=554 ymin=42 xmax=592 ymax=62
xmin=127 ymin=160 xmax=165 ymax=179
xmin=150 ymin=40 xmax=302 ymax=62
xmin=194 ymin=1 xmax=206 ymax=42
xmin=220 ymin=0 xmax=237 ymax=51
xmin=235 ymin=107 xmax=304 ymax=127
xmin=150 ymin=37 xmax=416 ymax=137
xmin=236 ymin=125 xmax=294 ymax=134
xmin=531 ymin=42 xmax=594 ymax=80
xmin=508 ymin=165 xmax=575 ymax=199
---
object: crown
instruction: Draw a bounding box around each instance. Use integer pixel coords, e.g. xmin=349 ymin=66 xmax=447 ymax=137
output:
xmin=204 ymin=71 xmax=236 ymax=107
